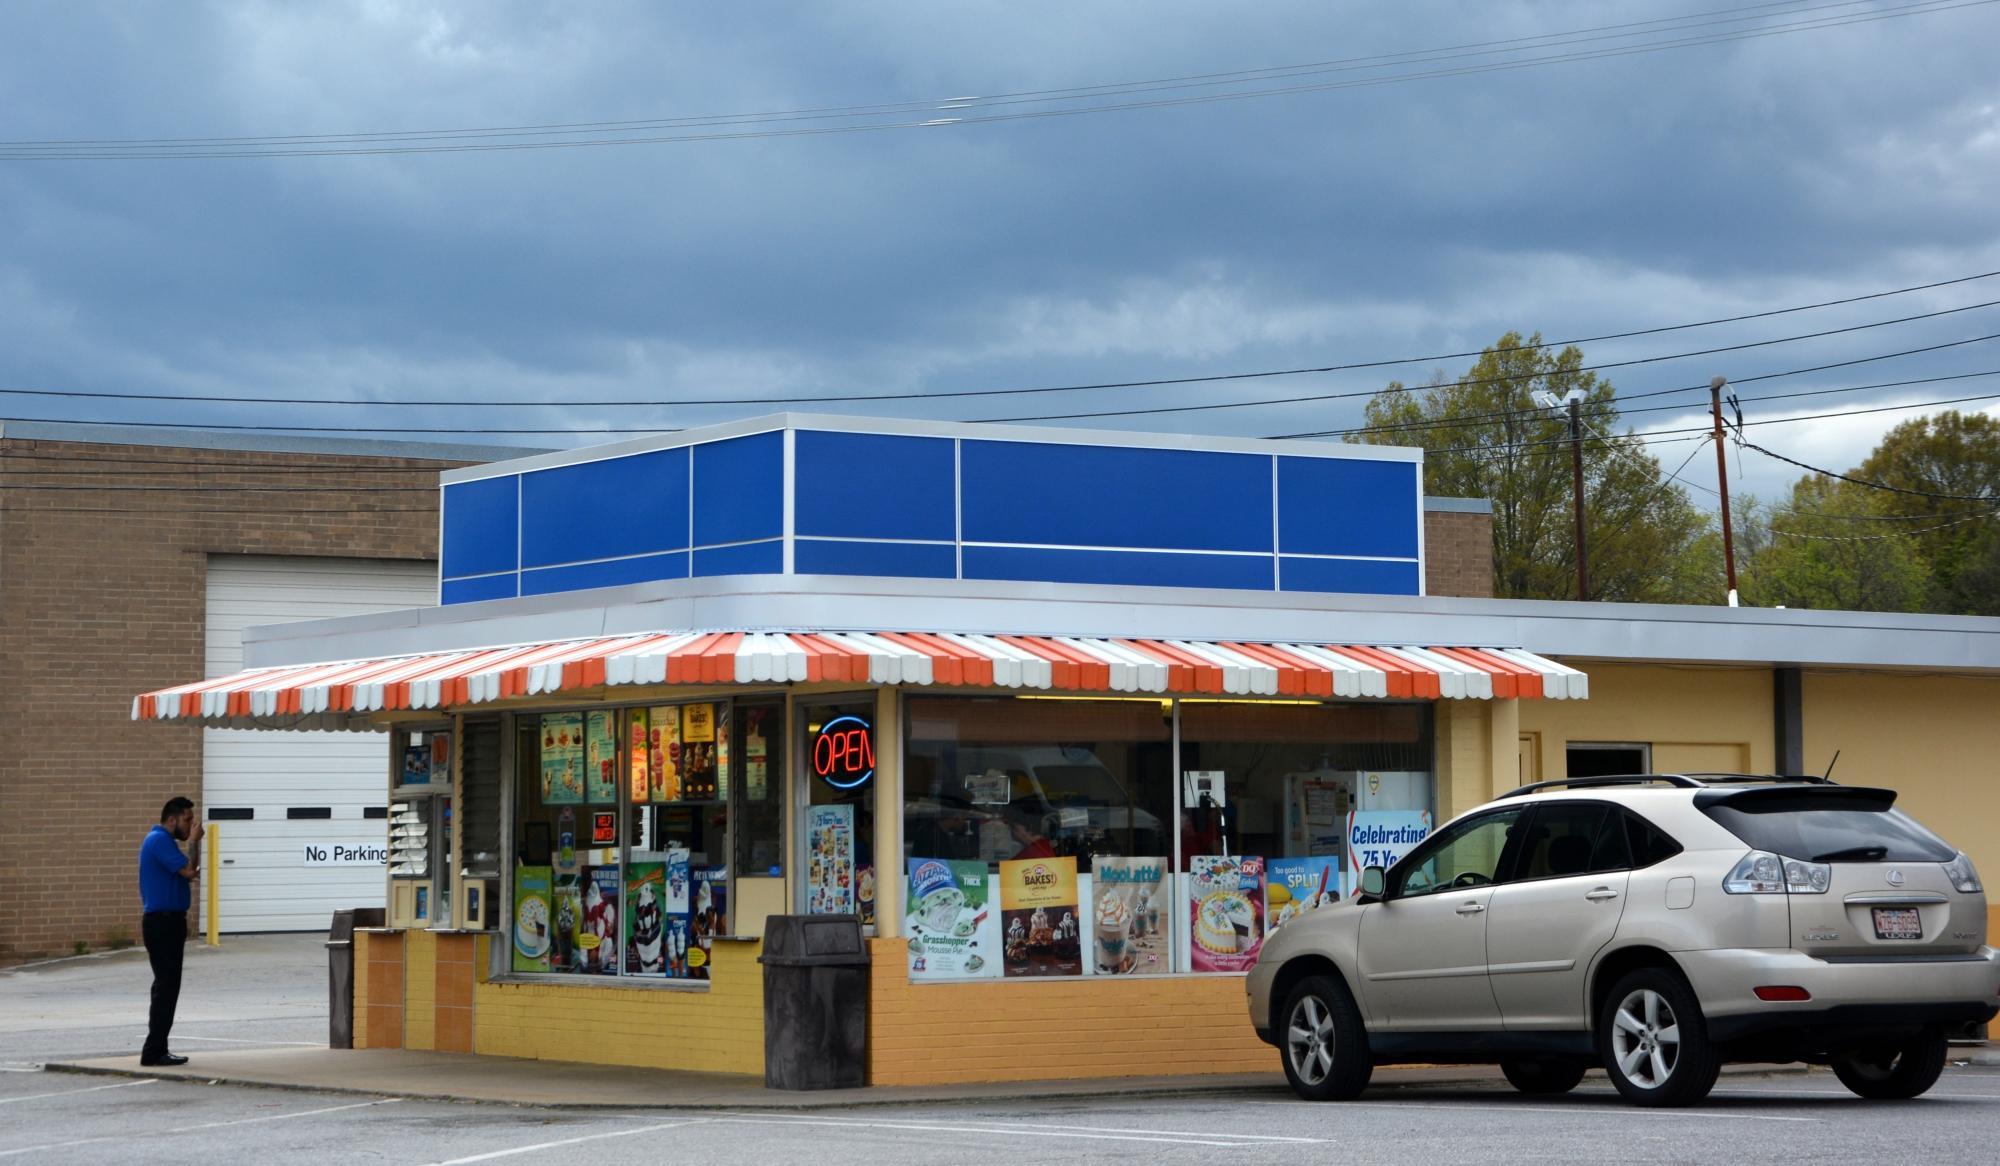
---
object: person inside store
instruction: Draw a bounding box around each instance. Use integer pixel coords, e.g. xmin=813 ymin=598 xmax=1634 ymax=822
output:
xmin=1006 ymin=805 xmax=1058 ymax=861
xmin=137 ymin=796 xmax=202 ymax=1067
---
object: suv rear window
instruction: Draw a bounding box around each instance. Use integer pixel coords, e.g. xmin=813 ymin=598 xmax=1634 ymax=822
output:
xmin=1699 ymin=791 xmax=1955 ymax=862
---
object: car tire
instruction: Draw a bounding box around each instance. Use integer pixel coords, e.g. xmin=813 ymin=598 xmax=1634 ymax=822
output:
xmin=1830 ymin=1028 xmax=1949 ymax=1100
xmin=1501 ymin=1057 xmax=1587 ymax=1095
xmin=1597 ymin=967 xmax=1721 ymax=1107
xmin=1279 ymin=974 xmax=1373 ymax=1101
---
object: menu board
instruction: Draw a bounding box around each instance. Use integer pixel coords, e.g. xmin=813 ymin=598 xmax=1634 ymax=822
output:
xmin=511 ymin=865 xmax=553 ymax=972
xmin=906 ymin=858 xmax=999 ymax=979
xmin=585 ymin=711 xmax=619 ymax=804
xmin=623 ymin=862 xmax=667 ymax=977
xmin=999 ymin=856 xmax=1081 ymax=977
xmin=1089 ymin=857 xmax=1170 ymax=975
xmin=580 ymin=865 xmax=620 ymax=974
xmin=1190 ymin=855 xmax=1265 ymax=973
xmin=681 ymin=704 xmax=718 ymax=800
xmin=805 ymin=804 xmax=856 ymax=915
xmin=627 ymin=707 xmax=650 ymax=803
xmin=539 ymin=713 xmax=584 ymax=805
xmin=646 ymin=706 xmax=681 ymax=802
xmin=1266 ymin=856 xmax=1341 ymax=934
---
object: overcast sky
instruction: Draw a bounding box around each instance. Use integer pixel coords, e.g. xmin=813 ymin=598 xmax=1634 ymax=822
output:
xmin=3 ymin=1 xmax=1998 ymax=504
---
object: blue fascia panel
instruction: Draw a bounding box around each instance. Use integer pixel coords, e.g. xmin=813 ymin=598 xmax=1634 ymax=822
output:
xmin=693 ymin=538 xmax=785 ymax=578
xmin=519 ymin=551 xmax=690 ymax=597
xmin=1277 ymin=457 xmax=1421 ymax=559
xmin=441 ymin=475 xmax=521 ymax=580
xmin=519 ymin=448 xmax=690 ymax=569
xmin=794 ymin=430 xmax=956 ymax=541
xmin=439 ymin=573 xmax=520 ymax=605
xmin=963 ymin=545 xmax=1274 ymax=591
xmin=960 ymin=440 xmax=1273 ymax=552
xmin=794 ymin=538 xmax=957 ymax=580
xmin=693 ymin=432 xmax=785 ymax=547
xmin=1278 ymin=556 xmax=1422 ymax=596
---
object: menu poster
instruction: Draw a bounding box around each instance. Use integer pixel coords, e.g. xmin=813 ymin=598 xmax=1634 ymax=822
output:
xmin=647 ymin=706 xmax=681 ymax=802
xmin=1266 ymin=856 xmax=1341 ymax=934
xmin=856 ymin=864 xmax=877 ymax=929
xmin=585 ymin=711 xmax=619 ymax=804
xmin=511 ymin=865 xmax=553 ymax=973
xmin=999 ymin=856 xmax=1082 ymax=978
xmin=905 ymin=858 xmax=999 ymax=980
xmin=744 ymin=707 xmax=770 ymax=799
xmin=580 ymin=865 xmax=620 ymax=974
xmin=628 ymin=707 xmax=650 ymax=803
xmin=551 ymin=877 xmax=583 ymax=972
xmin=428 ymin=735 xmax=451 ymax=784
xmin=1190 ymin=855 xmax=1266 ymax=973
xmin=1089 ymin=857 xmax=1170 ymax=975
xmin=805 ymin=804 xmax=855 ymax=915
xmin=401 ymin=745 xmax=431 ymax=786
xmin=681 ymin=704 xmax=717 ymax=800
xmin=623 ymin=862 xmax=667 ymax=976
xmin=689 ymin=866 xmax=727 ymax=981
xmin=539 ymin=713 xmax=585 ymax=805
xmin=714 ymin=706 xmax=732 ymax=801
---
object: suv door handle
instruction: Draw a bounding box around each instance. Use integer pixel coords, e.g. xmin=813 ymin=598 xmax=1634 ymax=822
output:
xmin=1585 ymin=888 xmax=1619 ymax=901
xmin=1455 ymin=902 xmax=1486 ymax=915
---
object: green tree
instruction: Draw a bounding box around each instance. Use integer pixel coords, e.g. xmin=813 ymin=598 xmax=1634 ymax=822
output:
xmin=1850 ymin=411 xmax=2000 ymax=615
xmin=1737 ymin=479 xmax=1930 ymax=612
xmin=1349 ymin=333 xmax=1716 ymax=602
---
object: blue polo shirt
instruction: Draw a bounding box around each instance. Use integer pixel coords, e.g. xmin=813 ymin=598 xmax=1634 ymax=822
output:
xmin=139 ymin=825 xmax=191 ymax=913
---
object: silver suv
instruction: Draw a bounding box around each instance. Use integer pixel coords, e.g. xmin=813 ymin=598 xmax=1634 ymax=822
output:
xmin=1246 ymin=775 xmax=1998 ymax=1106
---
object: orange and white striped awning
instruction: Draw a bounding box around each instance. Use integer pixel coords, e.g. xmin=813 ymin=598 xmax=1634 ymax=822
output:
xmin=133 ymin=631 xmax=1587 ymax=723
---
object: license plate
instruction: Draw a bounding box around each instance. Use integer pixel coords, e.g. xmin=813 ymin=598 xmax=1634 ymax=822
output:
xmin=1872 ymin=907 xmax=1922 ymax=940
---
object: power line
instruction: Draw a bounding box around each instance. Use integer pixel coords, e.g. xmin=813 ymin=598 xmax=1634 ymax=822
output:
xmin=1766 ymin=510 xmax=1998 ymax=540
xmin=1736 ymin=437 xmax=2000 ymax=502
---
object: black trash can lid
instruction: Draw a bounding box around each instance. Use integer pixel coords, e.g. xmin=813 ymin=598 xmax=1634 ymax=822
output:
xmin=757 ymin=914 xmax=871 ymax=967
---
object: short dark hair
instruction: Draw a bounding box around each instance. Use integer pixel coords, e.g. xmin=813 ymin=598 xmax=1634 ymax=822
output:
xmin=160 ymin=797 xmax=194 ymax=822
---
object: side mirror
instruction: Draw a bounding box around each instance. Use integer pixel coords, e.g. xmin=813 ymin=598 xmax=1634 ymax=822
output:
xmin=1360 ymin=866 xmax=1387 ymax=898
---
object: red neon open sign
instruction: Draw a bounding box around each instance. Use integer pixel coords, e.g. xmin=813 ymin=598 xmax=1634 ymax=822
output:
xmin=811 ymin=715 xmax=875 ymax=789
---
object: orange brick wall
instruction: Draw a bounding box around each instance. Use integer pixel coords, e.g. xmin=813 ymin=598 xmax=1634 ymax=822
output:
xmin=866 ymin=938 xmax=1274 ymax=1085
xmin=363 ymin=930 xmax=405 ymax=1050
xmin=435 ymin=933 xmax=476 ymax=1054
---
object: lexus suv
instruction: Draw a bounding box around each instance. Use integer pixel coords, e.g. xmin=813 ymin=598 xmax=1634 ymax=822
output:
xmin=1246 ymin=775 xmax=1999 ymax=1106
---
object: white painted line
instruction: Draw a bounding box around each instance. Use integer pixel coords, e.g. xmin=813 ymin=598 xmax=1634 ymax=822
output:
xmin=710 ymin=1113 xmax=1317 ymax=1147
xmin=1711 ymin=1086 xmax=2000 ymax=1103
xmin=426 ymin=1119 xmax=711 ymax=1164
xmin=1239 ymin=1097 xmax=1818 ymax=1123
xmin=716 ymin=1110 xmax=1319 ymax=1142
xmin=0 ymin=1096 xmax=400 ymax=1159
xmin=0 ymin=1079 xmax=156 ymax=1105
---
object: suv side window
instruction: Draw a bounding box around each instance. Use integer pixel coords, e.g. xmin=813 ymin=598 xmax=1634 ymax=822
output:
xmin=1390 ymin=808 xmax=1525 ymax=898
xmin=1518 ymin=803 xmax=1629 ymax=880
xmin=1622 ymin=811 xmax=1684 ymax=869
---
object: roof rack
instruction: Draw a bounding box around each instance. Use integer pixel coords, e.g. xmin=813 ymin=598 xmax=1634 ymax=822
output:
xmin=1499 ymin=775 xmax=1703 ymax=799
xmin=1677 ymin=773 xmax=1835 ymax=786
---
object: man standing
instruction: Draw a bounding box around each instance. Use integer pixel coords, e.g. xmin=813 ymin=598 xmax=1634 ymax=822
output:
xmin=137 ymin=797 xmax=201 ymax=1067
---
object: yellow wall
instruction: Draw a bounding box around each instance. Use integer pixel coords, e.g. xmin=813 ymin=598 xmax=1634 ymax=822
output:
xmin=404 ymin=929 xmax=437 ymax=1051
xmin=1516 ymin=662 xmax=1777 ymax=787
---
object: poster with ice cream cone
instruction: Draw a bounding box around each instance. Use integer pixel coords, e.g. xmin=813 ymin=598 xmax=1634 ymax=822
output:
xmin=999 ymin=856 xmax=1081 ymax=977
xmin=627 ymin=707 xmax=650 ymax=803
xmin=647 ymin=706 xmax=681 ymax=803
xmin=623 ymin=862 xmax=667 ymax=976
xmin=585 ymin=711 xmax=618 ymax=804
xmin=905 ymin=858 xmax=998 ymax=980
xmin=1088 ymin=857 xmax=1170 ymax=975
xmin=1189 ymin=854 xmax=1265 ymax=973
xmin=539 ymin=713 xmax=584 ymax=805
xmin=580 ymin=865 xmax=620 ymax=974
xmin=1265 ymin=857 xmax=1341 ymax=935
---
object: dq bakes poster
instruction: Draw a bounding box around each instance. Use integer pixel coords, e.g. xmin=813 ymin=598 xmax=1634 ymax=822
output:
xmin=1189 ymin=855 xmax=1265 ymax=973
xmin=998 ymin=856 xmax=1081 ymax=977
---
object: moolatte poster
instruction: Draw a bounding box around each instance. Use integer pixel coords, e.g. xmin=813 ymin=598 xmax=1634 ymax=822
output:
xmin=539 ymin=712 xmax=584 ymax=805
xmin=805 ymin=803 xmax=855 ymax=914
xmin=999 ymin=855 xmax=1081 ymax=977
xmin=1089 ymin=856 xmax=1170 ymax=975
xmin=511 ymin=865 xmax=553 ymax=973
xmin=1190 ymin=855 xmax=1265 ymax=973
xmin=1266 ymin=856 xmax=1342 ymax=934
xmin=905 ymin=858 xmax=998 ymax=980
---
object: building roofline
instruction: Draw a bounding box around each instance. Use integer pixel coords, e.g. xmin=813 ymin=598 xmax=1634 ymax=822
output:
xmin=0 ymin=419 xmax=544 ymax=463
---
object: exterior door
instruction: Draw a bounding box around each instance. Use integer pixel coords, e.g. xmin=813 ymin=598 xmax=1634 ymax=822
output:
xmin=1356 ymin=807 xmax=1524 ymax=1031
xmin=1486 ymin=802 xmax=1632 ymax=1030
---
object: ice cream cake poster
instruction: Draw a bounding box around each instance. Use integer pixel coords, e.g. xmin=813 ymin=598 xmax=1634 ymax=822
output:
xmin=1089 ymin=857 xmax=1170 ymax=975
xmin=1189 ymin=855 xmax=1265 ymax=973
xmin=1265 ymin=856 xmax=1341 ymax=934
xmin=999 ymin=856 xmax=1081 ymax=978
xmin=511 ymin=865 xmax=553 ymax=973
xmin=905 ymin=858 xmax=998 ymax=980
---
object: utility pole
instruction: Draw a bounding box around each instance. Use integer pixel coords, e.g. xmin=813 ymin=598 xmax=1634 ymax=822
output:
xmin=1710 ymin=376 xmax=1738 ymax=607
xmin=1566 ymin=396 xmax=1589 ymax=602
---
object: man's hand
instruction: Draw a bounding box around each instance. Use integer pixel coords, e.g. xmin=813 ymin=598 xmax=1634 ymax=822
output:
xmin=189 ymin=818 xmax=205 ymax=846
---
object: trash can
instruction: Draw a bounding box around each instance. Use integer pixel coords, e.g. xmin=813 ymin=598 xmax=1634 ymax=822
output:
xmin=326 ymin=910 xmax=357 ymax=1049
xmin=758 ymin=914 xmax=871 ymax=1090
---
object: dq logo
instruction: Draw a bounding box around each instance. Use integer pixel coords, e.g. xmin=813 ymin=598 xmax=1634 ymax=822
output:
xmin=811 ymin=715 xmax=875 ymax=790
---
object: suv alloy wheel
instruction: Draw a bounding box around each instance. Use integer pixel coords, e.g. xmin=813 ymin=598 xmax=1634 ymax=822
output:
xmin=1598 ymin=968 xmax=1721 ymax=1106
xmin=1279 ymin=974 xmax=1373 ymax=1101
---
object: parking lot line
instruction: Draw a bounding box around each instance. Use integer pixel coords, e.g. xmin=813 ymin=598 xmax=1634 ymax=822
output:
xmin=0 ymin=1096 xmax=400 ymax=1159
xmin=0 ymin=1079 xmax=155 ymax=1105
xmin=1238 ymin=1097 xmax=1819 ymax=1122
xmin=426 ymin=1119 xmax=712 ymax=1164
xmin=705 ymin=1112 xmax=1321 ymax=1147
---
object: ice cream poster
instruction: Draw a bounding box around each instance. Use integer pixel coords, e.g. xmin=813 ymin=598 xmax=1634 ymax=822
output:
xmin=585 ymin=711 xmax=619 ymax=804
xmin=1190 ymin=855 xmax=1265 ymax=973
xmin=1265 ymin=856 xmax=1341 ymax=934
xmin=688 ymin=866 xmax=727 ymax=981
xmin=805 ymin=804 xmax=855 ymax=915
xmin=1089 ymin=857 xmax=1170 ymax=975
xmin=511 ymin=865 xmax=553 ymax=972
xmin=579 ymin=865 xmax=620 ymax=974
xmin=663 ymin=847 xmax=691 ymax=916
xmin=539 ymin=713 xmax=584 ymax=805
xmin=627 ymin=707 xmax=650 ymax=803
xmin=623 ymin=862 xmax=668 ymax=976
xmin=647 ymin=706 xmax=681 ymax=802
xmin=551 ymin=877 xmax=583 ymax=972
xmin=905 ymin=858 xmax=998 ymax=980
xmin=999 ymin=856 xmax=1082 ymax=978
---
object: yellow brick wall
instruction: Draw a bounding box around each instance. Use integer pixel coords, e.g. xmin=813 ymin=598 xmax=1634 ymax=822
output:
xmin=470 ymin=938 xmax=765 ymax=1075
xmin=405 ymin=929 xmax=437 ymax=1051
xmin=866 ymin=938 xmax=1273 ymax=1086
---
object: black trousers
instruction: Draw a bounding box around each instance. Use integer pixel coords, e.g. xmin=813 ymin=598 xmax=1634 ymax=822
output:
xmin=141 ymin=910 xmax=187 ymax=1061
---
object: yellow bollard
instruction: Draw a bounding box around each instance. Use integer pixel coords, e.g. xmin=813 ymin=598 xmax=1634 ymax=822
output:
xmin=205 ymin=823 xmax=220 ymax=946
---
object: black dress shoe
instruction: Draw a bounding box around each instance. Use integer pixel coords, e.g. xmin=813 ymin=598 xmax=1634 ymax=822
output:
xmin=139 ymin=1054 xmax=189 ymax=1067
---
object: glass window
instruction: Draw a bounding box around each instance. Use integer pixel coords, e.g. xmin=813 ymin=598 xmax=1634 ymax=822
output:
xmin=803 ymin=700 xmax=879 ymax=924
xmin=1623 ymin=812 xmax=1684 ymax=869
xmin=1700 ymin=792 xmax=1955 ymax=862
xmin=1391 ymin=809 xmax=1524 ymax=898
xmin=734 ymin=702 xmax=784 ymax=880
xmin=1517 ymin=803 xmax=1627 ymax=880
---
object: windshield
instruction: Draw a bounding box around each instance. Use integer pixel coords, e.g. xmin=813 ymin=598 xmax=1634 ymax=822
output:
xmin=1701 ymin=794 xmax=1955 ymax=863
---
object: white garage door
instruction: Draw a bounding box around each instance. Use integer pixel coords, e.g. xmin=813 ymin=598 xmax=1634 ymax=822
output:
xmin=203 ymin=555 xmax=437 ymax=933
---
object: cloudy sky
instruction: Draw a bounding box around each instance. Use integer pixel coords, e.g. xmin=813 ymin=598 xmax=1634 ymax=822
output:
xmin=3 ymin=0 xmax=1999 ymax=503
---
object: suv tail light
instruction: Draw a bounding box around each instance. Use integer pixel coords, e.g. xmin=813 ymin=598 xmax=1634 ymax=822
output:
xmin=1754 ymin=986 xmax=1812 ymax=1002
xmin=1723 ymin=850 xmax=1830 ymax=895
xmin=1943 ymin=853 xmax=1982 ymax=894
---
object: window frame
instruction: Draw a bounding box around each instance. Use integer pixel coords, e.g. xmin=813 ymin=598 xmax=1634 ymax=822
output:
xmin=1384 ymin=806 xmax=1528 ymax=900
